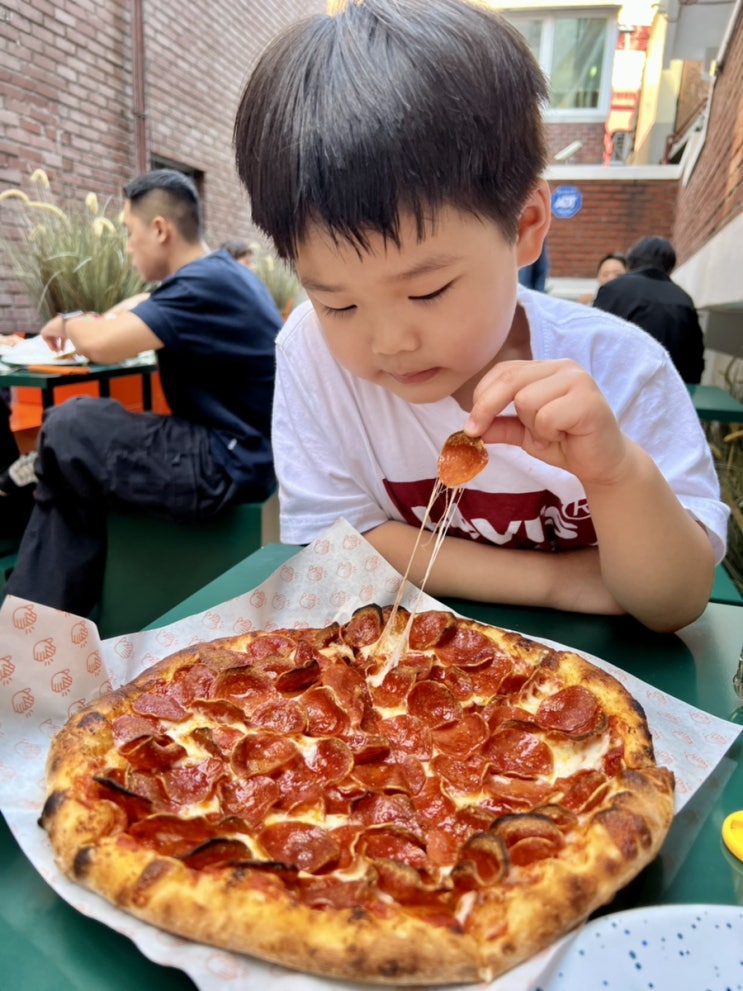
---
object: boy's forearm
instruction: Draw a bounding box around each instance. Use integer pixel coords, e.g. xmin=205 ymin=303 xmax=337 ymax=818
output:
xmin=583 ymin=442 xmax=714 ymax=632
xmin=364 ymin=522 xmax=623 ymax=616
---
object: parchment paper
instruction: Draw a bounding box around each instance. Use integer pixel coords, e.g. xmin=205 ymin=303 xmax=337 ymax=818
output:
xmin=1 ymin=518 xmax=740 ymax=991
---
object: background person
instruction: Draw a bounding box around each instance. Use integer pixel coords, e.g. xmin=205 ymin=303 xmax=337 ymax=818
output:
xmin=233 ymin=0 xmax=726 ymax=634
xmin=593 ymin=236 xmax=705 ymax=384
xmin=578 ymin=252 xmax=627 ymax=305
xmin=221 ymin=238 xmax=254 ymax=268
xmin=3 ymin=168 xmax=282 ymax=617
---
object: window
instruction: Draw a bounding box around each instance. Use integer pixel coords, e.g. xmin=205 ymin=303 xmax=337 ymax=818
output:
xmin=504 ymin=12 xmax=615 ymax=116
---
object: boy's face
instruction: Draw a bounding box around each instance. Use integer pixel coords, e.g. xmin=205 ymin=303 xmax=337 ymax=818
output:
xmin=294 ymin=194 xmax=548 ymax=410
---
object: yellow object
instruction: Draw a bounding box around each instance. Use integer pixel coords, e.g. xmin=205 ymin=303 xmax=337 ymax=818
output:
xmin=722 ymin=811 xmax=743 ymax=862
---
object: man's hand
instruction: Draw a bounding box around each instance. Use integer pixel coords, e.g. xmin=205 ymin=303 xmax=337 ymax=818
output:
xmin=40 ymin=314 xmax=68 ymax=354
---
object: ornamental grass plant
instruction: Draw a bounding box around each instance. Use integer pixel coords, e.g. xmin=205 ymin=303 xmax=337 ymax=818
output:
xmin=706 ymin=356 xmax=743 ymax=594
xmin=249 ymin=243 xmax=304 ymax=319
xmin=0 ymin=170 xmax=148 ymax=320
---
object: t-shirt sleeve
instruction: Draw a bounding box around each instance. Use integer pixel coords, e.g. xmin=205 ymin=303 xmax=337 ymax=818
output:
xmin=272 ymin=311 xmax=391 ymax=544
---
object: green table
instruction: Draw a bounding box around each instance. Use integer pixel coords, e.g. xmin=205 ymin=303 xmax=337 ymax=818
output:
xmin=2 ymin=543 xmax=742 ymax=990
xmin=687 ymin=383 xmax=743 ymax=423
xmin=0 ymin=353 xmax=157 ymax=409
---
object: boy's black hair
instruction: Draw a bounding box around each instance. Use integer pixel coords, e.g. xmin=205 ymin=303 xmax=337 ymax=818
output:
xmin=626 ymin=236 xmax=676 ymax=275
xmin=123 ymin=169 xmax=203 ymax=243
xmin=234 ymin=0 xmax=548 ymax=261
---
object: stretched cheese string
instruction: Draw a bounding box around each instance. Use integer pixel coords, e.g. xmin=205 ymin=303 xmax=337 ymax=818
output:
xmin=371 ymin=480 xmax=466 ymax=684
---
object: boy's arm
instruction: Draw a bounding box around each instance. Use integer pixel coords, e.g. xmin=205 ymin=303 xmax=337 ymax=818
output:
xmin=461 ymin=358 xmax=715 ymax=633
xmin=365 ymin=521 xmax=623 ymax=615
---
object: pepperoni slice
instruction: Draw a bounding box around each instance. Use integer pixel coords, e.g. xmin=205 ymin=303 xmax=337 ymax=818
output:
xmin=210 ymin=665 xmax=277 ymax=707
xmin=437 ymin=431 xmax=488 ymax=488
xmin=558 ymin=769 xmax=610 ymax=813
xmin=169 ymin=663 xmax=215 ymax=705
xmin=428 ymin=664 xmax=475 ymax=701
xmin=119 ymin=734 xmax=187 ymax=772
xmin=296 ymin=876 xmax=371 ymax=909
xmin=274 ymin=641 xmax=321 ymax=693
xmin=190 ymin=724 xmax=243 ymax=759
xmin=535 ymin=685 xmax=606 ymax=737
xmin=321 ymin=662 xmax=371 ymax=727
xmin=249 ymin=698 xmax=308 ymax=734
xmin=301 ymin=686 xmax=351 ymax=737
xmin=352 ymin=761 xmax=412 ymax=795
xmin=258 ymin=821 xmax=341 ymax=873
xmin=231 ymin=732 xmax=298 ymax=776
xmin=431 ymin=753 xmax=488 ymax=793
xmin=360 ymin=826 xmax=429 ymax=869
xmin=111 ymin=714 xmax=160 ymax=747
xmin=272 ymin=755 xmax=326 ymax=812
xmin=452 ymin=832 xmax=508 ymax=888
xmin=434 ymin=627 xmax=496 ymax=669
xmin=93 ymin=776 xmax=153 ymax=822
xmin=482 ymin=725 xmax=553 ymax=778
xmin=380 ymin=714 xmax=432 ymax=759
xmin=161 ymin=757 xmax=224 ymax=806
xmin=306 ymin=737 xmax=355 ymax=785
xmin=432 ymin=711 xmax=488 ymax=758
xmin=341 ymin=604 xmax=385 ymax=647
xmin=179 ymin=837 xmax=251 ymax=870
xmin=131 ymin=687 xmax=187 ymax=722
xmin=408 ymin=611 xmax=456 ymax=650
xmin=128 ymin=813 xmax=216 ymax=856
xmin=407 ymin=681 xmax=462 ymax=728
xmin=217 ymin=774 xmax=280 ymax=826
xmin=244 ymin=633 xmax=299 ymax=663
xmin=372 ymin=666 xmax=418 ymax=708
xmin=490 ymin=813 xmax=565 ymax=866
xmin=352 ymin=793 xmax=423 ymax=836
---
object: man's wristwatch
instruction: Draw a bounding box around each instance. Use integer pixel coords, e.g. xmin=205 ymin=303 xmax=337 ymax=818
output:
xmin=60 ymin=310 xmax=85 ymax=332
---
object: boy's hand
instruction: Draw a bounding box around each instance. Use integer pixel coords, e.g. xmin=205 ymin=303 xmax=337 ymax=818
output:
xmin=465 ymin=359 xmax=631 ymax=487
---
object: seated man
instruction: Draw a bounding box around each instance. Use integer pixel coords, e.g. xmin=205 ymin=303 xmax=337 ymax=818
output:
xmin=3 ymin=168 xmax=282 ymax=616
xmin=593 ymin=236 xmax=704 ymax=384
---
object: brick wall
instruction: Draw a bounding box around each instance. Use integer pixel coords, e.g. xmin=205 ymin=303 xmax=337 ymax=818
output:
xmin=672 ymin=7 xmax=743 ymax=264
xmin=546 ymin=178 xmax=678 ymax=278
xmin=544 ymin=122 xmax=607 ymax=166
xmin=0 ymin=0 xmax=323 ymax=334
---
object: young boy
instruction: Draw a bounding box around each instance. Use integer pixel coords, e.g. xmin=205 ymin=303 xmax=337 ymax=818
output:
xmin=233 ymin=0 xmax=727 ymax=633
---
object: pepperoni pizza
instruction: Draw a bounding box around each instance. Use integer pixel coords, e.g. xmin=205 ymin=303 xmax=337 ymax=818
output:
xmin=41 ymin=605 xmax=674 ymax=985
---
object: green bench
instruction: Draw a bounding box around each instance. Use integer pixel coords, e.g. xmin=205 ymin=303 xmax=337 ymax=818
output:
xmin=94 ymin=492 xmax=278 ymax=638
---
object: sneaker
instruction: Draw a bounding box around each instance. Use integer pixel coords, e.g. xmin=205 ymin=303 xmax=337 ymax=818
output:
xmin=0 ymin=451 xmax=38 ymax=495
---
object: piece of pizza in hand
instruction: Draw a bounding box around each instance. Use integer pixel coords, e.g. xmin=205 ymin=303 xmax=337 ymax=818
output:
xmin=40 ymin=607 xmax=674 ymax=986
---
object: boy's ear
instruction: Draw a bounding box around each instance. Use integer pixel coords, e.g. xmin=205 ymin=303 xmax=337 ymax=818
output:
xmin=515 ymin=181 xmax=551 ymax=267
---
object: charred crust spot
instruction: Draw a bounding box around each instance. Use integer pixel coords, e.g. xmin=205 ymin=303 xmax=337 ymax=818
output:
xmin=131 ymin=859 xmax=173 ymax=907
xmin=349 ymin=905 xmax=370 ymax=922
xmin=73 ymin=845 xmax=95 ymax=878
xmin=78 ymin=710 xmax=109 ymax=732
xmin=39 ymin=789 xmax=67 ymax=826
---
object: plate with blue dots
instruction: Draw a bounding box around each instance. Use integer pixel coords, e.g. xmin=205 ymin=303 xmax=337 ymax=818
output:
xmin=540 ymin=904 xmax=743 ymax=991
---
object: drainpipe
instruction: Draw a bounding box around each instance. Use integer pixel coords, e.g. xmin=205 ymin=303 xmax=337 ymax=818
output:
xmin=131 ymin=0 xmax=148 ymax=174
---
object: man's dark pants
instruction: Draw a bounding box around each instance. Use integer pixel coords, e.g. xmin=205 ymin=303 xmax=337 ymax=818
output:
xmin=6 ymin=397 xmax=236 ymax=616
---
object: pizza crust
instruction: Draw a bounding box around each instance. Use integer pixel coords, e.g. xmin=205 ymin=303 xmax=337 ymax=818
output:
xmin=41 ymin=610 xmax=675 ymax=985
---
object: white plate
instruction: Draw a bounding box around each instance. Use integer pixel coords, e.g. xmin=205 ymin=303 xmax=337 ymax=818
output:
xmin=543 ymin=904 xmax=743 ymax=990
xmin=0 ymin=335 xmax=85 ymax=366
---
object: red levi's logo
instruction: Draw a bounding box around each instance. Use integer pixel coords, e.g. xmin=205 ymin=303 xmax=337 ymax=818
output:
xmin=383 ymin=478 xmax=597 ymax=552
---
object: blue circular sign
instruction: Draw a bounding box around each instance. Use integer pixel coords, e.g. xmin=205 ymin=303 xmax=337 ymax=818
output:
xmin=551 ymin=185 xmax=583 ymax=219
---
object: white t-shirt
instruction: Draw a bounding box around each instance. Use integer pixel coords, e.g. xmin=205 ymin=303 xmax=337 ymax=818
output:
xmin=272 ymin=289 xmax=728 ymax=562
